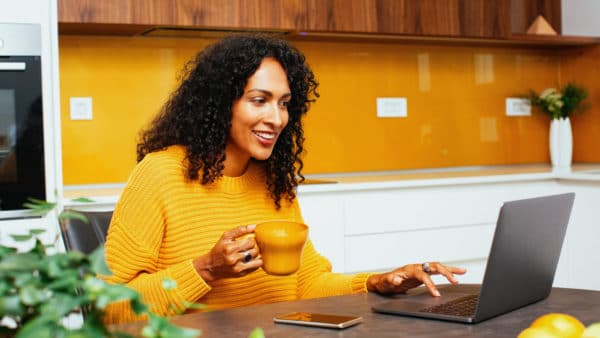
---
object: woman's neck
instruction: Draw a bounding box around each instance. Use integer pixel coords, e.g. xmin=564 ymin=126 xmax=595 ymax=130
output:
xmin=222 ymin=152 xmax=251 ymax=177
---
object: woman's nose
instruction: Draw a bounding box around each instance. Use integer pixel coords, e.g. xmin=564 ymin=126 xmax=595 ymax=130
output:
xmin=265 ymin=104 xmax=284 ymax=127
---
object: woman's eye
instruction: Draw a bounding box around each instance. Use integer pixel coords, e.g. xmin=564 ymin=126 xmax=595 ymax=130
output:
xmin=251 ymin=98 xmax=266 ymax=105
xmin=279 ymin=101 xmax=290 ymax=108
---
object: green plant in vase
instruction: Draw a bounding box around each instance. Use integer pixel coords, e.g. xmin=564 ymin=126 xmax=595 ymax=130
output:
xmin=529 ymin=83 xmax=588 ymax=119
xmin=529 ymin=83 xmax=588 ymax=170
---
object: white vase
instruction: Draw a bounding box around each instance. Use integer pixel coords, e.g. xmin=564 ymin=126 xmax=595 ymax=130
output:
xmin=549 ymin=117 xmax=573 ymax=171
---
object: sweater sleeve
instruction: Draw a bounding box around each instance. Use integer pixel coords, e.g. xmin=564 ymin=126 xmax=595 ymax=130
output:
xmin=296 ymin=239 xmax=372 ymax=299
xmin=102 ymin=154 xmax=211 ymax=324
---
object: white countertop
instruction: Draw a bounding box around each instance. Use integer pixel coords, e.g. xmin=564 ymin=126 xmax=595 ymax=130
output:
xmin=63 ymin=163 xmax=600 ymax=208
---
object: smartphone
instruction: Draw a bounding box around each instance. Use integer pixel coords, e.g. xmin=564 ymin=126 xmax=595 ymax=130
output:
xmin=273 ymin=312 xmax=363 ymax=329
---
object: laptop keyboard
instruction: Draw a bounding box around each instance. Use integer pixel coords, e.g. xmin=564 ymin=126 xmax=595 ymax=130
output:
xmin=419 ymin=294 xmax=479 ymax=317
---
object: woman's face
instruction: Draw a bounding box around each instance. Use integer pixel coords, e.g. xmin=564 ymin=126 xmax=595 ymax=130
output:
xmin=226 ymin=57 xmax=291 ymax=173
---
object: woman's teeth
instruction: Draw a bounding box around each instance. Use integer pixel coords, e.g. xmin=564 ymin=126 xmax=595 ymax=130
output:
xmin=254 ymin=131 xmax=275 ymax=140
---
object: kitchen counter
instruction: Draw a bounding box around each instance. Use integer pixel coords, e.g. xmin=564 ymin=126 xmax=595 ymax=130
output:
xmin=63 ymin=163 xmax=600 ymax=208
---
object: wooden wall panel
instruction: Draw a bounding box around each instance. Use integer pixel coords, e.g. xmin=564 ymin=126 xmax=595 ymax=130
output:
xmin=511 ymin=0 xmax=561 ymax=34
xmin=460 ymin=0 xmax=511 ymax=38
xmin=307 ymin=0 xmax=511 ymax=38
xmin=59 ymin=0 xmax=308 ymax=30
xmin=307 ymin=0 xmax=378 ymax=32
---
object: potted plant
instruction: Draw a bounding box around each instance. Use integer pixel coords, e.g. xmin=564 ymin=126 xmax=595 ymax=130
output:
xmin=529 ymin=83 xmax=588 ymax=171
xmin=0 ymin=198 xmax=201 ymax=338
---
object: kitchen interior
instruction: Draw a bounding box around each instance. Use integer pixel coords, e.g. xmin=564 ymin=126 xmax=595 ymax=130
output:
xmin=1 ymin=0 xmax=600 ymax=311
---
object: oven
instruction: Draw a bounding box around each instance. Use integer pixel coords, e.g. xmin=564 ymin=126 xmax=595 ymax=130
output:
xmin=0 ymin=23 xmax=45 ymax=213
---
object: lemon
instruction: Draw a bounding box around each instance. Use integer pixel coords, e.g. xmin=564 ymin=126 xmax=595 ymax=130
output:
xmin=517 ymin=327 xmax=562 ymax=338
xmin=529 ymin=313 xmax=585 ymax=338
xmin=583 ymin=322 xmax=600 ymax=338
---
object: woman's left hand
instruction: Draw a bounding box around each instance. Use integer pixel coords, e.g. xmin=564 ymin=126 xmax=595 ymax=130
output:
xmin=366 ymin=262 xmax=466 ymax=297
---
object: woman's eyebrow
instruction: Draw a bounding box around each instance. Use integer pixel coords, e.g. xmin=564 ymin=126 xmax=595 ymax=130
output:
xmin=246 ymin=89 xmax=291 ymax=98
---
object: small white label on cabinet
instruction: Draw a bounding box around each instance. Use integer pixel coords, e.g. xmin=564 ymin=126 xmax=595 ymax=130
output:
xmin=376 ymin=97 xmax=407 ymax=118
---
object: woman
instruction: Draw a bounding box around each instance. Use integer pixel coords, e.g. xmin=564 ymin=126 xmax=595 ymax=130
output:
xmin=103 ymin=34 xmax=465 ymax=324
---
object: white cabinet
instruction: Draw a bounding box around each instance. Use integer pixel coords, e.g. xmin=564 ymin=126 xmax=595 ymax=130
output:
xmin=299 ymin=178 xmax=600 ymax=290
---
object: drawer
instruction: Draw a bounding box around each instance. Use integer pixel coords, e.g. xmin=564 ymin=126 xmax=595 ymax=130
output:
xmin=344 ymin=223 xmax=495 ymax=273
xmin=344 ymin=182 xmax=554 ymax=235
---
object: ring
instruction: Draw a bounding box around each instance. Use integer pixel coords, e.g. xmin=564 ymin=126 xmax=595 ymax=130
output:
xmin=243 ymin=251 xmax=252 ymax=263
xmin=422 ymin=262 xmax=431 ymax=274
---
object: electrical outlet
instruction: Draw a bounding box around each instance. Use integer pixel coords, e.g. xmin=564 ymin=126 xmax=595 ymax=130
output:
xmin=70 ymin=97 xmax=93 ymax=120
xmin=506 ymin=98 xmax=531 ymax=116
xmin=377 ymin=97 xmax=407 ymax=118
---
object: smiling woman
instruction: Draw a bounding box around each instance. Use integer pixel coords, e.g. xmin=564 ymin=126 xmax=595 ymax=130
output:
xmin=102 ymin=34 xmax=464 ymax=325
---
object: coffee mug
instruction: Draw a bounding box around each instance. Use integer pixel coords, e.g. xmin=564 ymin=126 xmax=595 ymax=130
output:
xmin=254 ymin=221 xmax=308 ymax=276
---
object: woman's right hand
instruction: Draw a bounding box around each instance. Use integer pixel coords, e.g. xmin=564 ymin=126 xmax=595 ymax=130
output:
xmin=193 ymin=224 xmax=263 ymax=283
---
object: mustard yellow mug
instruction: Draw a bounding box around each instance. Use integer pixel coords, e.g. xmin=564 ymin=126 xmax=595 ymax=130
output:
xmin=254 ymin=221 xmax=308 ymax=276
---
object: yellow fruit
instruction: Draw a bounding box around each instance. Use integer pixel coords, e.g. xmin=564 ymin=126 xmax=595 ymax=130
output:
xmin=530 ymin=313 xmax=585 ymax=338
xmin=583 ymin=322 xmax=600 ymax=338
xmin=518 ymin=327 xmax=562 ymax=338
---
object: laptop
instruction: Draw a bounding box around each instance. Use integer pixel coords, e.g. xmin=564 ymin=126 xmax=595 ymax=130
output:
xmin=372 ymin=193 xmax=575 ymax=324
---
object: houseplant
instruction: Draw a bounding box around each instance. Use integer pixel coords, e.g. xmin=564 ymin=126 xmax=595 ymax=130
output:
xmin=529 ymin=83 xmax=588 ymax=170
xmin=0 ymin=198 xmax=201 ymax=338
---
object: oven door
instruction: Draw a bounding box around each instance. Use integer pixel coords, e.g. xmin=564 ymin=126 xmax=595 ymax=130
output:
xmin=0 ymin=55 xmax=45 ymax=213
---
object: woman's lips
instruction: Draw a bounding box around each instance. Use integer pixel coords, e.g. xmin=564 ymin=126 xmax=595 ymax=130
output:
xmin=253 ymin=131 xmax=276 ymax=146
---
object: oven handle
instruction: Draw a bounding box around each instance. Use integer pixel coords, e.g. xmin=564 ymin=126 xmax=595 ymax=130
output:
xmin=0 ymin=62 xmax=26 ymax=71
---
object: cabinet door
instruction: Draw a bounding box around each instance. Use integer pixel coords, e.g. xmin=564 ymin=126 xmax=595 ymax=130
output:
xmin=59 ymin=0 xmax=308 ymax=31
xmin=307 ymin=0 xmax=510 ymax=38
xmin=307 ymin=0 xmax=377 ymax=33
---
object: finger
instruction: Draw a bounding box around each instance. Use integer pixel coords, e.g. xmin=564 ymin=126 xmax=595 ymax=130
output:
xmin=420 ymin=273 xmax=441 ymax=297
xmin=435 ymin=264 xmax=459 ymax=284
xmin=238 ymin=247 xmax=260 ymax=263
xmin=429 ymin=262 xmax=466 ymax=276
xmin=447 ymin=266 xmax=467 ymax=275
xmin=221 ymin=224 xmax=256 ymax=241
xmin=234 ymin=257 xmax=263 ymax=274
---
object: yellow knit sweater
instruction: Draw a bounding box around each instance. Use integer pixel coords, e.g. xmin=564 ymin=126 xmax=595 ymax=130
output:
xmin=103 ymin=146 xmax=371 ymax=324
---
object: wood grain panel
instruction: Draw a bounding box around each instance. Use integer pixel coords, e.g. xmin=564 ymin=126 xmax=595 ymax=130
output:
xmin=59 ymin=0 xmax=308 ymax=30
xmin=511 ymin=0 xmax=561 ymax=34
xmin=308 ymin=0 xmax=510 ymax=38
xmin=307 ymin=0 xmax=378 ymax=32
xmin=459 ymin=0 xmax=511 ymax=38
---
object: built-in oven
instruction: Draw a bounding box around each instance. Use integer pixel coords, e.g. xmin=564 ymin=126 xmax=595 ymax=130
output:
xmin=0 ymin=23 xmax=45 ymax=214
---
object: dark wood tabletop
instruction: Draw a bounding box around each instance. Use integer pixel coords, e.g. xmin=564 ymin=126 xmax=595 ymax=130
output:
xmin=113 ymin=287 xmax=600 ymax=337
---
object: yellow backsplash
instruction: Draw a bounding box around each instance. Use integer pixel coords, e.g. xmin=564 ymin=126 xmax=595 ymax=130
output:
xmin=59 ymin=36 xmax=599 ymax=184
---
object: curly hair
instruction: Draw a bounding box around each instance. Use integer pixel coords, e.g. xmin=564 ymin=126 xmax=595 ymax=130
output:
xmin=137 ymin=34 xmax=319 ymax=208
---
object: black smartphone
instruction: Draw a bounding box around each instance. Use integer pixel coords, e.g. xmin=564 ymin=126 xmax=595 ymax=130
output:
xmin=273 ymin=312 xmax=363 ymax=329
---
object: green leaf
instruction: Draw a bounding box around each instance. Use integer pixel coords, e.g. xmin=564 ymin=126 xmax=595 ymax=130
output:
xmin=182 ymin=301 xmax=207 ymax=310
xmin=129 ymin=296 xmax=149 ymax=315
xmin=0 ymin=294 xmax=25 ymax=316
xmin=162 ymin=278 xmax=177 ymax=291
xmin=10 ymin=234 xmax=34 ymax=242
xmin=15 ymin=316 xmax=55 ymax=338
xmin=70 ymin=197 xmax=95 ymax=203
xmin=58 ymin=210 xmax=89 ymax=223
xmin=29 ymin=228 xmax=46 ymax=235
xmin=19 ymin=285 xmax=50 ymax=305
xmin=45 ymin=275 xmax=80 ymax=291
xmin=39 ymin=293 xmax=82 ymax=319
xmin=248 ymin=327 xmax=266 ymax=338
xmin=0 ymin=245 xmax=17 ymax=256
xmin=0 ymin=252 xmax=39 ymax=271
xmin=89 ymin=246 xmax=112 ymax=276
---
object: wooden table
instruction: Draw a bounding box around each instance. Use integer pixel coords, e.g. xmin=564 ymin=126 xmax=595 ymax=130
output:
xmin=113 ymin=288 xmax=600 ymax=337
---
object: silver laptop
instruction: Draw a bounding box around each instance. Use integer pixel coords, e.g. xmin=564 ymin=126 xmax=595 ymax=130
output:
xmin=372 ymin=193 xmax=575 ymax=324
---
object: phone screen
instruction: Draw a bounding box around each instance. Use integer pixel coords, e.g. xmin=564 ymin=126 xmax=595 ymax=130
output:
xmin=274 ymin=312 xmax=363 ymax=329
